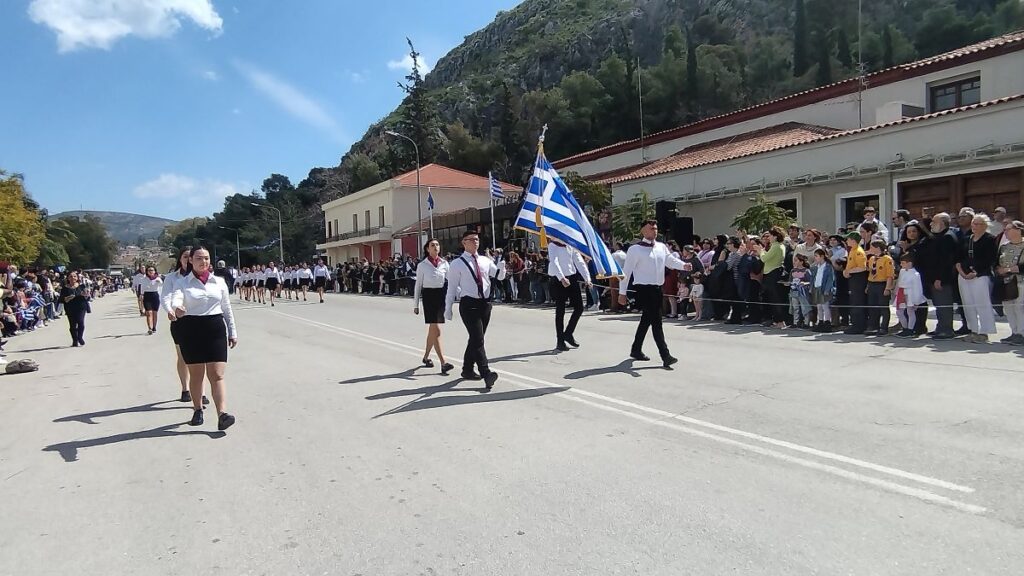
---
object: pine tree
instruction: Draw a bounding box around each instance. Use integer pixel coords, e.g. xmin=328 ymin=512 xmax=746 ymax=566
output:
xmin=396 ymin=38 xmax=439 ymax=165
xmin=685 ymin=31 xmax=699 ymax=121
xmin=793 ymin=0 xmax=810 ymax=76
xmin=882 ymin=25 xmax=895 ymax=68
xmin=815 ymin=33 xmax=833 ymax=86
xmin=836 ymin=28 xmax=853 ymax=69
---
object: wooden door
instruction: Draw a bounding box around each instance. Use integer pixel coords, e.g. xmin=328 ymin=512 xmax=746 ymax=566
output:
xmin=899 ymin=178 xmax=954 ymax=220
xmin=964 ymin=171 xmax=1020 ymax=218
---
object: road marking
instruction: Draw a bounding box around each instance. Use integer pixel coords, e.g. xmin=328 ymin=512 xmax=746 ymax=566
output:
xmin=270 ymin=309 xmax=985 ymax=514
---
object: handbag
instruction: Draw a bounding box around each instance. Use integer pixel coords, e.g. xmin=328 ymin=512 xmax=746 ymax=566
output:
xmin=994 ymin=249 xmax=1023 ymax=302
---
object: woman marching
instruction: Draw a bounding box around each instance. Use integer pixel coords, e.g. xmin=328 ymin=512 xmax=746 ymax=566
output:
xmin=161 ymin=247 xmax=208 ymax=405
xmin=60 ymin=270 xmax=91 ymax=347
xmin=282 ymin=266 xmax=293 ymax=300
xmin=312 ymin=259 xmax=330 ymax=303
xmin=140 ymin=265 xmax=164 ymax=334
xmin=255 ymin=264 xmax=266 ymax=304
xmin=170 ymin=246 xmax=238 ymax=431
xmin=298 ymin=262 xmax=313 ymax=302
xmin=265 ymin=261 xmax=282 ymax=307
xmin=413 ymin=238 xmax=454 ymax=375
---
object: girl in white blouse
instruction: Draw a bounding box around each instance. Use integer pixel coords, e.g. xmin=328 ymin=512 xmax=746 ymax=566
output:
xmin=413 ymin=239 xmax=454 ymax=375
xmin=140 ymin=265 xmax=164 ymax=335
xmin=161 ymin=246 xmax=205 ymax=404
xmin=170 ymin=246 xmax=238 ymax=431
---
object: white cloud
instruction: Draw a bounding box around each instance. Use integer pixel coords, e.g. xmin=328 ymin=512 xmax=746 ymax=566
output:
xmin=133 ymin=173 xmax=242 ymax=210
xmin=202 ymin=69 xmax=219 ymax=81
xmin=234 ymin=60 xmax=345 ymax=140
xmin=349 ymin=71 xmax=366 ymax=84
xmin=28 ymin=0 xmax=223 ymax=53
xmin=387 ymin=53 xmax=431 ymax=74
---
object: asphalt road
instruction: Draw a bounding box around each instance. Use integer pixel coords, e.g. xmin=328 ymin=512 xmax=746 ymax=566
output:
xmin=2 ymin=290 xmax=1022 ymax=575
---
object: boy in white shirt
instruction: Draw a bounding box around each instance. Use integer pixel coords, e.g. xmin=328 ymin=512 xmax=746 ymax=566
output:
xmin=894 ymin=253 xmax=926 ymax=338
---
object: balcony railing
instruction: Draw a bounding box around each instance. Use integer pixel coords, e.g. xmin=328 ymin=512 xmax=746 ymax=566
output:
xmin=322 ymin=226 xmax=391 ymax=243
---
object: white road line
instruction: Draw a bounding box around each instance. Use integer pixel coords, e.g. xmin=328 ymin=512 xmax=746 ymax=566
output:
xmin=269 ymin=309 xmax=985 ymax=514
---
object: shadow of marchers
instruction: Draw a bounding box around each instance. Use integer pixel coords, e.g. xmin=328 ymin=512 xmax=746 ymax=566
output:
xmin=373 ymin=386 xmax=568 ymax=418
xmin=563 ymin=359 xmax=661 ymax=380
xmin=9 ymin=346 xmax=65 ymax=353
xmin=54 ymin=400 xmax=187 ymax=425
xmin=42 ymin=423 xmax=225 ymax=463
xmin=489 ymin=349 xmax=561 ymax=364
xmin=366 ymin=379 xmax=461 ymax=401
xmin=93 ymin=333 xmax=149 ymax=339
xmin=339 ymin=366 xmax=423 ymax=386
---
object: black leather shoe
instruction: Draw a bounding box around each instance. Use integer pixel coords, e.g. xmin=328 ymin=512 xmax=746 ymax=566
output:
xmin=217 ymin=412 xmax=235 ymax=431
xmin=189 ymin=409 xmax=204 ymax=426
xmin=202 ymin=395 xmax=209 ymax=406
xmin=422 ymin=358 xmax=435 ymax=368
xmin=955 ymin=326 xmax=971 ymax=336
xmin=461 ymin=371 xmax=482 ymax=381
xmin=483 ymin=371 xmax=498 ymax=391
xmin=556 ymin=342 xmax=571 ymax=352
xmin=630 ymin=351 xmax=650 ymax=361
xmin=441 ymin=363 xmax=454 ymax=375
xmin=565 ymin=337 xmax=580 ymax=348
xmin=663 ymin=356 xmax=678 ymax=369
xmin=180 ymin=390 xmax=191 ymax=403
xmin=931 ymin=332 xmax=955 ymax=340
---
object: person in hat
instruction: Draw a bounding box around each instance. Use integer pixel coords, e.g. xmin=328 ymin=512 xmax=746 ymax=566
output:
xmin=842 ymin=231 xmax=868 ymax=334
xmin=444 ymin=228 xmax=507 ymax=390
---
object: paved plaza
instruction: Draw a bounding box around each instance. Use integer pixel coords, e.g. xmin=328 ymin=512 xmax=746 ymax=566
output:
xmin=2 ymin=291 xmax=1023 ymax=575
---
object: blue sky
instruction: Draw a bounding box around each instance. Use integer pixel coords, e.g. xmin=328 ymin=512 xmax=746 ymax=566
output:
xmin=0 ymin=0 xmax=522 ymax=220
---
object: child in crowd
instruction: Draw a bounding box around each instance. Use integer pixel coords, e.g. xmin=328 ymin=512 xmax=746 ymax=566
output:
xmin=811 ymin=248 xmax=836 ymax=332
xmin=676 ymin=276 xmax=691 ymax=320
xmin=894 ymin=253 xmax=927 ymax=338
xmin=866 ymin=239 xmax=895 ymax=335
xmin=690 ymin=273 xmax=705 ymax=321
xmin=788 ymin=254 xmax=813 ymax=328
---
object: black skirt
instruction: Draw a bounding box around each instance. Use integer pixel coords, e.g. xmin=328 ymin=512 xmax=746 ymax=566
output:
xmin=169 ymin=320 xmax=185 ymax=345
xmin=313 ymin=277 xmax=325 ymax=289
xmin=284 ymin=279 xmax=292 ymax=289
xmin=142 ymin=291 xmax=161 ymax=311
xmin=421 ymin=287 xmax=446 ymax=324
xmin=243 ymin=280 xmax=253 ymax=288
xmin=266 ymin=278 xmax=279 ymax=291
xmin=302 ymin=278 xmax=314 ymax=288
xmin=177 ymin=314 xmax=229 ymax=364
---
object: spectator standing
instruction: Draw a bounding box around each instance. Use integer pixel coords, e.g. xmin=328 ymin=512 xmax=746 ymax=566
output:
xmin=843 ymin=232 xmax=869 ymax=334
xmin=60 ymin=271 xmax=90 ymax=347
xmin=924 ymin=213 xmax=959 ymax=339
xmin=865 ymin=240 xmax=895 ymax=335
xmin=995 ymin=220 xmax=1024 ymax=345
xmin=956 ymin=214 xmax=998 ymax=343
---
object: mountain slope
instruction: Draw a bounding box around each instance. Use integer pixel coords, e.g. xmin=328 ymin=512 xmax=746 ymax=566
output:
xmin=51 ymin=211 xmax=175 ymax=245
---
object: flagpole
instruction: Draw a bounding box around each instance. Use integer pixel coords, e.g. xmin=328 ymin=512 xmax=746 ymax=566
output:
xmin=490 ymin=196 xmax=497 ymax=252
xmin=428 ymin=186 xmax=434 ymax=238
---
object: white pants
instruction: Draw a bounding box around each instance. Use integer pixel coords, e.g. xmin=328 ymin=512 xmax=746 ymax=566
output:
xmin=957 ymin=275 xmax=996 ymax=335
xmin=1003 ymin=279 xmax=1024 ymax=336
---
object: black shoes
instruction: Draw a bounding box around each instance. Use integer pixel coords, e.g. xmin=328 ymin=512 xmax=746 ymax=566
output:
xmin=663 ymin=356 xmax=678 ymax=369
xmin=931 ymin=332 xmax=955 ymax=340
xmin=895 ymin=329 xmax=916 ymax=338
xmin=955 ymin=326 xmax=972 ymax=336
xmin=78 ymin=338 xmax=85 ymax=346
xmin=180 ymin=390 xmax=191 ymax=402
xmin=630 ymin=351 xmax=651 ymax=361
xmin=843 ymin=328 xmax=865 ymax=335
xmin=71 ymin=340 xmax=79 ymax=347
xmin=422 ymin=358 xmax=435 ymax=368
xmin=217 ymin=412 xmax=235 ymax=431
xmin=556 ymin=342 xmax=571 ymax=352
xmin=565 ymin=336 xmax=580 ymax=348
xmin=189 ymin=409 xmax=204 ymax=426
xmin=202 ymin=395 xmax=210 ymax=406
xmin=461 ymin=370 xmax=482 ymax=381
xmin=483 ymin=371 xmax=498 ymax=391
xmin=441 ymin=363 xmax=454 ymax=375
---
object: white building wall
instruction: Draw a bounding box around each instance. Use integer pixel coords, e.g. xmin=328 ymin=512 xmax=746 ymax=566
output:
xmin=564 ymin=50 xmax=1024 ymax=178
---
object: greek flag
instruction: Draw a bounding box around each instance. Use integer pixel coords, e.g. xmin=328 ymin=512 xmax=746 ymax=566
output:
xmin=488 ymin=172 xmax=504 ymax=200
xmin=427 ymin=189 xmax=434 ymax=210
xmin=514 ymin=151 xmax=622 ymax=278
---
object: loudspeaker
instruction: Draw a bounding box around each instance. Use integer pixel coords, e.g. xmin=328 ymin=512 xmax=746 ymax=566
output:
xmin=655 ymin=200 xmax=676 ymax=231
xmin=671 ymin=216 xmax=694 ymax=247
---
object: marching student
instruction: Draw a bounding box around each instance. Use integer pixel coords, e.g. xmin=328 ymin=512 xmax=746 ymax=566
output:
xmin=170 ymin=246 xmax=238 ymax=431
xmin=313 ymin=259 xmax=331 ymax=303
xmin=161 ymin=247 xmax=196 ymax=401
xmin=618 ymin=219 xmax=687 ymax=369
xmin=282 ymin=266 xmax=293 ymax=300
xmin=414 ymin=239 xmax=454 ymax=375
xmin=240 ymin=267 xmax=252 ymax=301
xmin=548 ymin=238 xmax=591 ymax=351
xmin=264 ymin=261 xmax=282 ymax=307
xmin=255 ymin=264 xmax=266 ymax=304
xmin=131 ymin=266 xmax=146 ymax=316
xmin=140 ymin=265 xmax=163 ymax=335
xmin=297 ymin=262 xmax=312 ymax=302
xmin=444 ymin=228 xmax=506 ymax=390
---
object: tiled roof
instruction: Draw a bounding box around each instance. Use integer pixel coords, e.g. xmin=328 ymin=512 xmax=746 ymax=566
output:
xmin=600 ymin=95 xmax=1024 ymax=185
xmin=394 ymin=163 xmax=520 ymax=192
xmin=556 ymin=29 xmax=1024 ymax=168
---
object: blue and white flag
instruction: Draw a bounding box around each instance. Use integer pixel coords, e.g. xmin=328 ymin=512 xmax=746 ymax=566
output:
xmin=488 ymin=172 xmax=504 ymax=200
xmin=514 ymin=151 xmax=623 ymax=278
xmin=427 ymin=189 xmax=434 ymax=210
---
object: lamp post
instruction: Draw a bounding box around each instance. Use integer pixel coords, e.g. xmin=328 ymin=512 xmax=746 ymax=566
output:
xmin=385 ymin=129 xmax=422 ymax=259
xmin=250 ymin=202 xmax=285 ymax=263
xmin=218 ymin=226 xmax=241 ymax=271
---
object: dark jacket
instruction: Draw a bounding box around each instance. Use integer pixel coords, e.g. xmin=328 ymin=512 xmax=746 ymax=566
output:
xmin=923 ymin=228 xmax=958 ymax=285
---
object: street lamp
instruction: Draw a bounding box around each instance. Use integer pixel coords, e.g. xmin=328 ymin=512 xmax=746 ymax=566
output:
xmin=384 ymin=129 xmax=422 ymax=259
xmin=218 ymin=226 xmax=241 ymax=271
xmin=250 ymin=202 xmax=285 ymax=263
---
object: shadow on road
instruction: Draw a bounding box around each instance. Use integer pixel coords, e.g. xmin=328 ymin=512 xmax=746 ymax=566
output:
xmin=489 ymin=349 xmax=561 ymax=364
xmin=8 ymin=345 xmax=66 ymax=353
xmin=339 ymin=366 xmax=423 ymax=385
xmin=369 ymin=377 xmax=568 ymax=418
xmin=563 ymin=359 xmax=662 ymax=380
xmin=93 ymin=333 xmax=149 ymax=340
xmin=54 ymin=400 xmax=190 ymax=425
xmin=42 ymin=423 xmax=225 ymax=462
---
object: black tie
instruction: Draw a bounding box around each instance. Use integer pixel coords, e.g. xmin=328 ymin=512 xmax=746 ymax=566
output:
xmin=640 ymin=241 xmax=654 ymax=247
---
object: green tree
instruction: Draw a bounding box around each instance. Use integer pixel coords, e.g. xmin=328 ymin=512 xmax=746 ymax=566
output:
xmin=836 ymin=28 xmax=853 ymax=69
xmin=443 ymin=121 xmax=503 ymax=175
xmin=793 ymin=0 xmax=810 ymax=76
xmin=0 ymin=171 xmax=45 ymax=264
xmin=346 ymin=153 xmax=383 ymax=192
xmin=685 ymin=31 xmax=698 ymax=121
xmin=563 ymin=171 xmax=611 ymax=212
xmin=731 ymin=193 xmax=795 ymax=234
xmin=396 ymin=38 xmax=440 ymax=166
xmin=882 ymin=25 xmax=895 ymax=68
xmin=59 ymin=215 xmax=117 ymax=268
xmin=612 ymin=190 xmax=655 ymax=242
xmin=36 ymin=219 xmax=76 ymax=266
xmin=814 ymin=32 xmax=833 ymax=86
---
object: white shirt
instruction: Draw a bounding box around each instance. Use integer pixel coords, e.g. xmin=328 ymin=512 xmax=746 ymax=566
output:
xmin=860 ymin=218 xmax=890 ymax=243
xmin=131 ymin=273 xmax=145 ymax=290
xmin=264 ymin=267 xmax=282 ymax=281
xmin=814 ymin=263 xmax=826 ymax=288
xmin=414 ymin=257 xmax=449 ymax=308
xmin=299 ymin=267 xmax=315 ymax=280
xmin=619 ymin=240 xmax=686 ymax=294
xmin=140 ymin=275 xmax=163 ymax=293
xmin=160 ymin=270 xmax=187 ymax=313
xmin=547 ymin=243 xmax=591 ymax=283
xmin=896 ymin=268 xmax=927 ymax=307
xmin=444 ymin=251 xmax=507 ymax=319
xmin=612 ymin=249 xmax=627 ymax=269
xmin=313 ymin=265 xmax=330 ymax=279
xmin=170 ymin=274 xmax=237 ymax=339
xmin=256 ymin=270 xmax=267 ymax=281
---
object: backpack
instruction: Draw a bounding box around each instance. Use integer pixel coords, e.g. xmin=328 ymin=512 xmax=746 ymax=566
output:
xmin=5 ymin=359 xmax=39 ymax=374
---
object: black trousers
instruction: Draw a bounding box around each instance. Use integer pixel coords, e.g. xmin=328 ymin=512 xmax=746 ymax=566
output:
xmin=552 ymin=274 xmax=584 ymax=344
xmin=632 ymin=285 xmax=670 ymax=358
xmin=847 ymin=272 xmax=868 ymax=332
xmin=66 ymin=307 xmax=86 ymax=343
xmin=866 ymin=281 xmax=891 ymax=332
xmin=459 ymin=296 xmax=492 ymax=376
xmin=761 ymin=269 xmax=786 ymax=323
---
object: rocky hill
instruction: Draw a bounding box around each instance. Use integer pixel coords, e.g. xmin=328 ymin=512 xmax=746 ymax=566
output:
xmin=51 ymin=211 xmax=175 ymax=245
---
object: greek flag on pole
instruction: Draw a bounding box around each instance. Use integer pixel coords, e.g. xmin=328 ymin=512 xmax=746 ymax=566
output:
xmin=427 ymin=189 xmax=434 ymax=210
xmin=514 ymin=152 xmax=623 ymax=278
xmin=488 ymin=172 xmax=504 ymax=200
